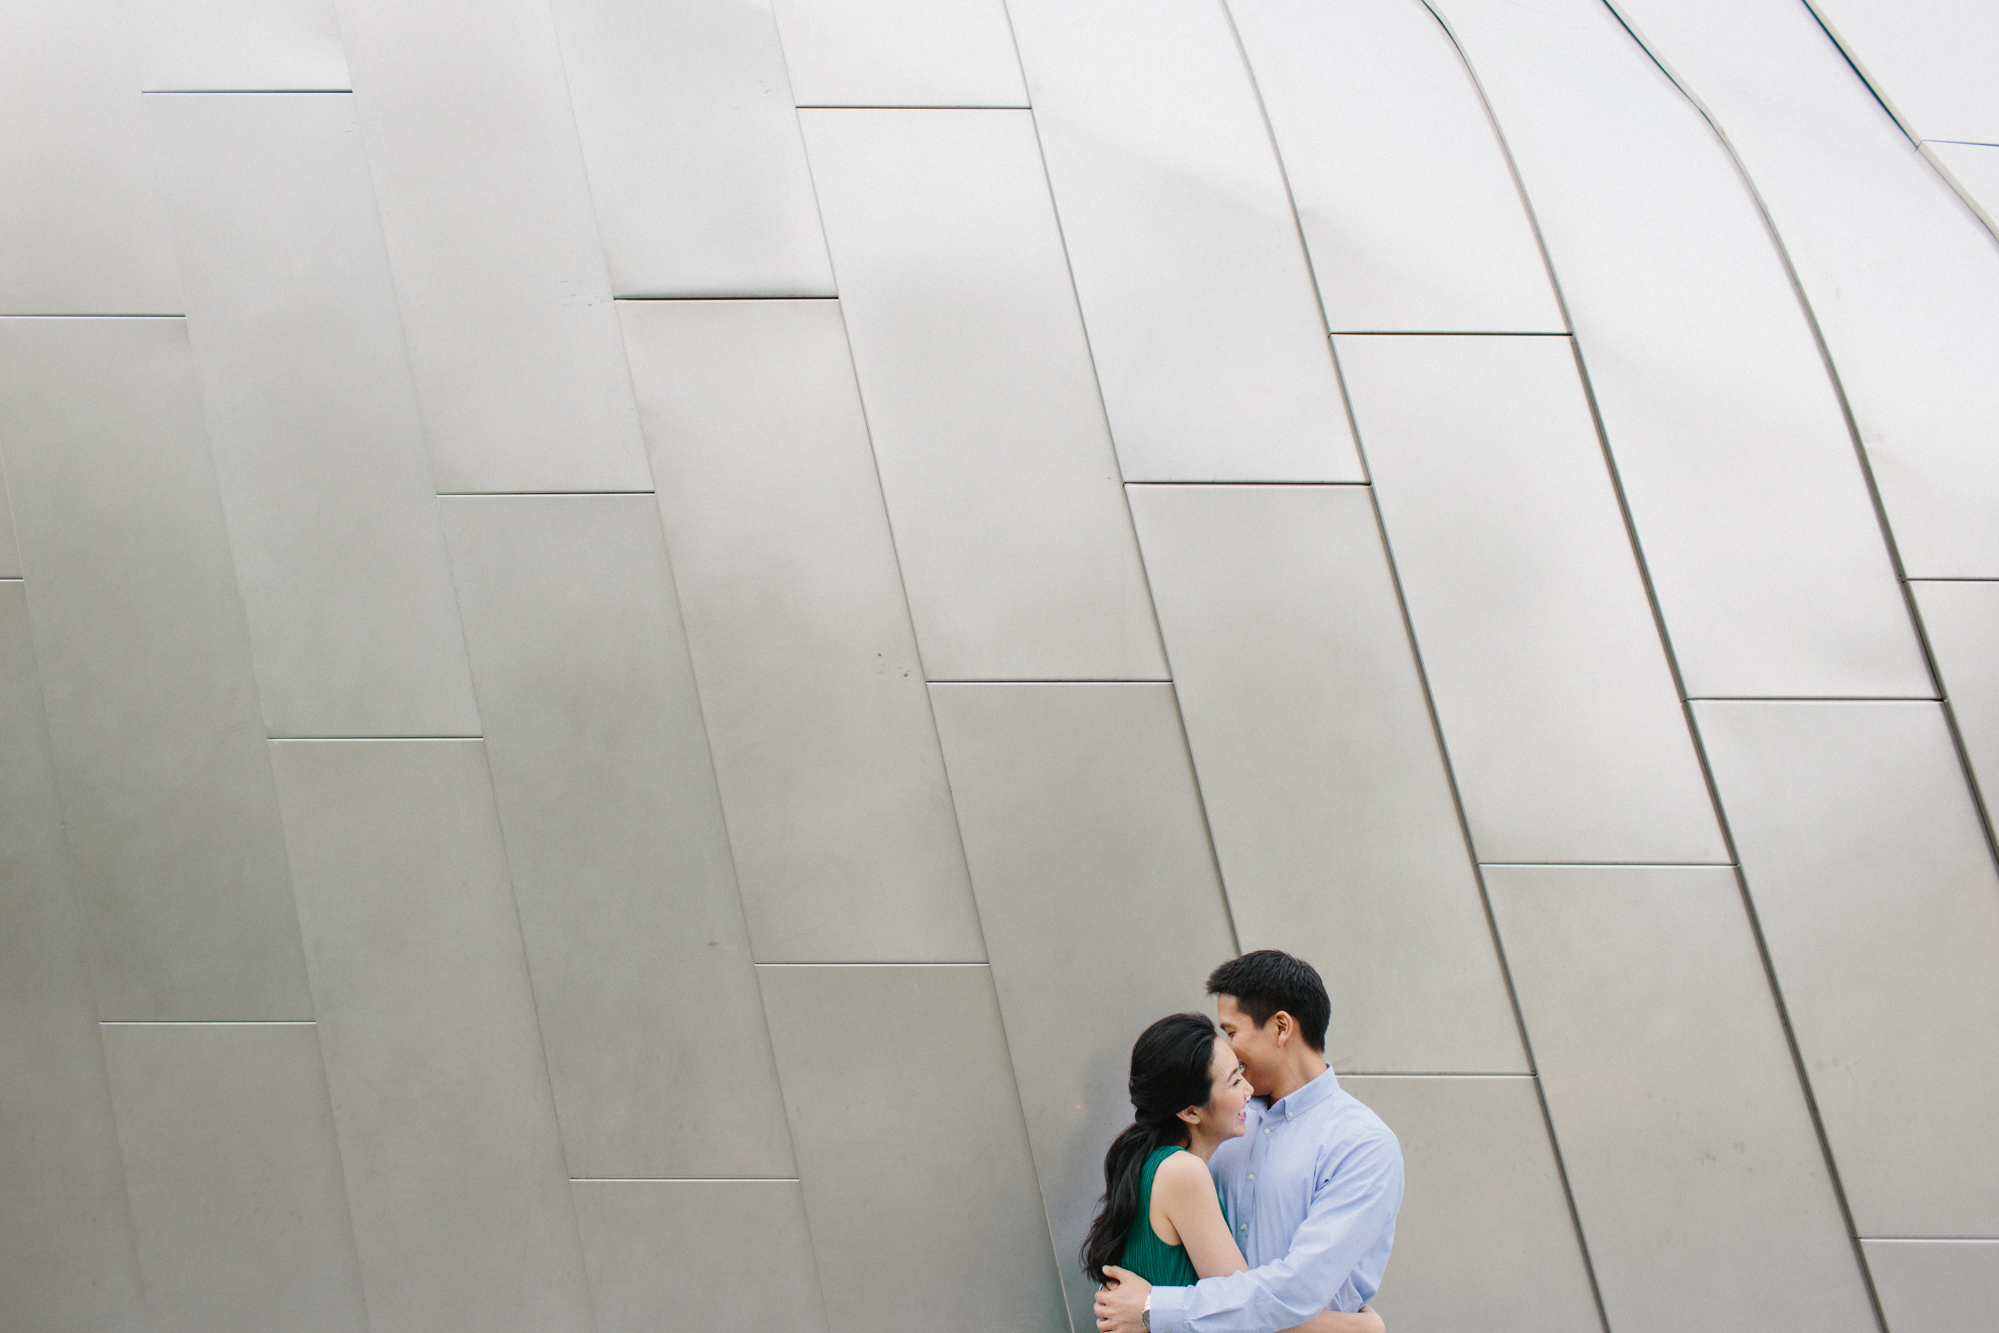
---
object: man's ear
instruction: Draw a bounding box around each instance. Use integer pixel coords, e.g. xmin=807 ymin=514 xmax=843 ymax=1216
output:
xmin=1271 ymin=1011 xmax=1293 ymax=1048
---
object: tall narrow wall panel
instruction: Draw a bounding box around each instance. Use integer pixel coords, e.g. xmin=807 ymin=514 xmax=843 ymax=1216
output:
xmin=758 ymin=965 xmax=1068 ymax=1333
xmin=269 ymin=740 xmax=595 ymax=1333
xmin=1694 ymin=701 xmax=1999 ymax=1237
xmin=1006 ymin=0 xmax=1359 ymax=483
xmin=134 ymin=0 xmax=352 ymax=91
xmin=1861 ymin=1240 xmax=1999 ymax=1333
xmin=1337 ymin=333 xmax=1722 ymax=865
xmin=0 ymin=317 xmax=311 ymax=1019
xmin=769 ymin=0 xmax=1028 ymax=107
xmin=929 ymin=683 xmax=1236 ymax=1328
xmin=800 ymin=109 xmax=1167 ymax=681
xmin=1341 ymin=1077 xmax=1598 ymax=1332
xmin=1430 ymin=0 xmax=1928 ymax=698
xmin=620 ymin=299 xmax=985 ymax=963
xmin=441 ymin=494 xmax=796 ymax=1180
xmin=548 ymin=0 xmax=834 ymax=298
xmin=1611 ymin=0 xmax=1999 ymax=579
xmin=1488 ymin=866 xmax=1876 ymax=1333
xmin=101 ymin=1024 xmax=369 ymax=1333
xmin=145 ymin=92 xmax=481 ymax=739
xmin=0 ymin=586 xmax=147 ymax=1333
xmin=1910 ymin=581 xmax=1999 ymax=814
xmin=1228 ymin=0 xmax=1563 ymax=333
xmin=332 ymin=0 xmax=652 ymax=492
xmin=1806 ymin=0 xmax=1999 ymax=143
xmin=0 ymin=0 xmax=181 ymax=313
xmin=1128 ymin=483 xmax=1521 ymax=1073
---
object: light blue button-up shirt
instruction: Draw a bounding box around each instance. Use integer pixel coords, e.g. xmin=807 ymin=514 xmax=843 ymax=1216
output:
xmin=1148 ymin=1068 xmax=1402 ymax=1333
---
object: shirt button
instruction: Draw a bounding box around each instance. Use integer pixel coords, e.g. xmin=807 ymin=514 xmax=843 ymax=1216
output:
xmin=1263 ymin=1128 xmax=1270 ymax=1134
xmin=1248 ymin=1174 xmax=1254 ymax=1181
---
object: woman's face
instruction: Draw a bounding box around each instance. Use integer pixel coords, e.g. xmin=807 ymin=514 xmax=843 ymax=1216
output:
xmin=1197 ymin=1037 xmax=1254 ymax=1140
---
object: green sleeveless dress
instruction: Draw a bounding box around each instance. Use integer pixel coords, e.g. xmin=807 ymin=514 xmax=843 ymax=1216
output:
xmin=1118 ymin=1145 xmax=1229 ymax=1286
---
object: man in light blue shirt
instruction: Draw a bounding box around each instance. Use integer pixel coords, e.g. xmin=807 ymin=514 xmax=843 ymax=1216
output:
xmin=1095 ymin=952 xmax=1403 ymax=1333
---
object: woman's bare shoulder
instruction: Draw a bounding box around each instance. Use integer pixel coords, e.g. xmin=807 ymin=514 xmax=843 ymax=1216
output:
xmin=1152 ymin=1149 xmax=1215 ymax=1194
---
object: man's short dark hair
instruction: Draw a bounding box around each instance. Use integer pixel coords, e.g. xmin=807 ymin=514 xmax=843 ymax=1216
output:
xmin=1206 ymin=950 xmax=1330 ymax=1053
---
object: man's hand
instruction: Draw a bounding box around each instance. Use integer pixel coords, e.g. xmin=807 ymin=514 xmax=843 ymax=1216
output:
xmin=1095 ymin=1267 xmax=1153 ymax=1333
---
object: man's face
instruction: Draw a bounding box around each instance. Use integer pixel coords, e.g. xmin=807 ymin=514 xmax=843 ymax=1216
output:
xmin=1216 ymin=993 xmax=1284 ymax=1097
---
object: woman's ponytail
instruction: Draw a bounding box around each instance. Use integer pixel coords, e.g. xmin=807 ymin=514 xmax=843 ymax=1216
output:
xmin=1080 ymin=1013 xmax=1224 ymax=1284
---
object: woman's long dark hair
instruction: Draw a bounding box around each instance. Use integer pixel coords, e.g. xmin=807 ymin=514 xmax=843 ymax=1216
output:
xmin=1080 ymin=1012 xmax=1224 ymax=1283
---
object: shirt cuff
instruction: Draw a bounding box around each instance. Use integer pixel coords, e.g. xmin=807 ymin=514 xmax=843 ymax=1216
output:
xmin=1147 ymin=1284 xmax=1192 ymax=1333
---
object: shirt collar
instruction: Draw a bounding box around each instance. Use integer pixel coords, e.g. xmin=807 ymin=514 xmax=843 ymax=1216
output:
xmin=1265 ymin=1065 xmax=1340 ymax=1120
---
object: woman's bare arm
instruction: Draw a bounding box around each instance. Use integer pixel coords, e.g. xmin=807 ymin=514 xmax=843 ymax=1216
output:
xmin=1154 ymin=1157 xmax=1386 ymax=1333
xmin=1149 ymin=1153 xmax=1248 ymax=1279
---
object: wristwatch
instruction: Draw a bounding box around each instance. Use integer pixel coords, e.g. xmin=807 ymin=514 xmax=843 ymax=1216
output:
xmin=1141 ymin=1292 xmax=1151 ymax=1332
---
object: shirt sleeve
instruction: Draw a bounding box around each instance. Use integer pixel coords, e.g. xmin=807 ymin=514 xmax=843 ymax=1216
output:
xmin=1148 ymin=1134 xmax=1403 ymax=1333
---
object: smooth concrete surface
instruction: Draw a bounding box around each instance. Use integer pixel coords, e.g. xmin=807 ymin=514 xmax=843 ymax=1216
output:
xmin=1862 ymin=1240 xmax=1999 ymax=1333
xmin=1230 ymin=0 xmax=1564 ymax=333
xmin=0 ymin=457 xmax=17 ymax=578
xmin=572 ymin=1181 xmax=831 ymax=1333
xmin=146 ymin=92 xmax=482 ymax=739
xmin=134 ymin=0 xmax=351 ymax=91
xmin=929 ymin=683 xmax=1236 ymax=1327
xmin=1432 ymin=0 xmax=1931 ymax=699
xmin=1910 ymin=581 xmax=1999 ymax=814
xmin=758 ymin=965 xmax=1068 ymax=1333
xmin=1807 ymin=0 xmax=1999 ymax=143
xmin=1343 ymin=1077 xmax=1597 ymax=1332
xmin=770 ymin=0 xmax=1027 ymax=107
xmin=1008 ymin=0 xmax=1361 ymax=483
xmin=1488 ymin=866 xmax=1877 ymax=1333
xmin=801 ymin=108 xmax=1168 ymax=682
xmin=333 ymin=0 xmax=654 ymax=492
xmin=0 ymin=586 xmax=148 ymax=1333
xmin=621 ymin=299 xmax=986 ymax=963
xmin=1339 ymin=333 xmax=1724 ymax=865
xmin=550 ymin=0 xmax=834 ymax=298
xmin=0 ymin=0 xmax=182 ymax=313
xmin=443 ymin=495 xmax=795 ymax=1180
xmin=270 ymin=740 xmax=595 ymax=1333
xmin=1129 ymin=484 xmax=1522 ymax=1074
xmin=1696 ymin=702 xmax=1999 ymax=1237
xmin=101 ymin=1024 xmax=369 ymax=1333
xmin=1613 ymin=0 xmax=1999 ymax=580
xmin=0 ymin=317 xmax=311 ymax=1020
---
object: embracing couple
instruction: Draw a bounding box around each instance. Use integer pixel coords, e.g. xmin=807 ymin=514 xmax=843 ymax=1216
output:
xmin=1087 ymin=951 xmax=1403 ymax=1333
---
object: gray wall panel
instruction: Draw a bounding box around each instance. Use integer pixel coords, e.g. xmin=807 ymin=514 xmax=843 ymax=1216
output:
xmin=1862 ymin=1240 xmax=1999 ymax=1333
xmin=0 ymin=451 xmax=19 ymax=578
xmin=1430 ymin=0 xmax=1929 ymax=698
xmin=1342 ymin=1077 xmax=1597 ymax=1333
xmin=549 ymin=0 xmax=833 ymax=298
xmin=332 ymin=0 xmax=652 ymax=492
xmin=1128 ymin=484 xmax=1521 ymax=1073
xmin=929 ymin=682 xmax=1236 ymax=1327
xmin=145 ymin=92 xmax=481 ymax=739
xmin=1910 ymin=581 xmax=1999 ymax=816
xmin=0 ymin=316 xmax=310 ymax=1019
xmin=1338 ymin=333 xmax=1723 ymax=864
xmin=441 ymin=494 xmax=796 ymax=1180
xmin=0 ymin=585 xmax=148 ymax=1333
xmin=1695 ymin=701 xmax=1999 ymax=1236
xmin=1806 ymin=0 xmax=1999 ymax=143
xmin=1610 ymin=0 xmax=1999 ymax=579
xmin=1487 ymin=865 xmax=1875 ymax=1333
xmin=573 ymin=1181 xmax=829 ymax=1333
xmin=1924 ymin=142 xmax=1999 ymax=237
xmin=134 ymin=0 xmax=351 ymax=91
xmin=1006 ymin=0 xmax=1360 ymax=483
xmin=1229 ymin=0 xmax=1563 ymax=334
xmin=758 ymin=965 xmax=1068 ymax=1333
xmin=269 ymin=740 xmax=595 ymax=1333
xmin=100 ymin=1024 xmax=368 ymax=1333
xmin=770 ymin=0 xmax=1027 ymax=107
xmin=799 ymin=108 xmax=1167 ymax=681
xmin=620 ymin=300 xmax=984 ymax=962
xmin=0 ymin=0 xmax=181 ymax=313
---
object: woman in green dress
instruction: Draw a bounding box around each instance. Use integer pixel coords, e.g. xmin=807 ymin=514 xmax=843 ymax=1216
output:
xmin=1081 ymin=1013 xmax=1384 ymax=1333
